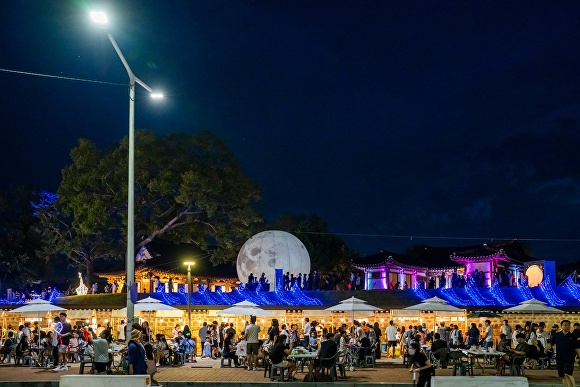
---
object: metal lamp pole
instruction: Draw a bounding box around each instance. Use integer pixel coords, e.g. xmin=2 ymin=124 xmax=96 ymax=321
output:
xmin=184 ymin=262 xmax=195 ymax=327
xmin=90 ymin=11 xmax=162 ymax=342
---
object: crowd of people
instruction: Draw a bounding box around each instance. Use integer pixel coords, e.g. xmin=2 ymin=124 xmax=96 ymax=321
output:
xmin=398 ymin=319 xmax=580 ymax=387
xmin=3 ymin=316 xmax=580 ymax=387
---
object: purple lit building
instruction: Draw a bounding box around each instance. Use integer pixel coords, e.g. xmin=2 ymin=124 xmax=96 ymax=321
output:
xmin=352 ymin=240 xmax=543 ymax=290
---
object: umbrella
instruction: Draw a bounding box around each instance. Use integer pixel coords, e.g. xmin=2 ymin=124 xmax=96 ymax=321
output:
xmin=503 ymin=298 xmax=563 ymax=319
xmin=405 ymin=296 xmax=464 ymax=331
xmin=325 ymin=296 xmax=383 ymax=322
xmin=8 ymin=299 xmax=66 ymax=347
xmin=218 ymin=300 xmax=272 ymax=317
xmin=116 ymin=296 xmax=182 ymax=322
xmin=467 ymin=311 xmax=503 ymax=318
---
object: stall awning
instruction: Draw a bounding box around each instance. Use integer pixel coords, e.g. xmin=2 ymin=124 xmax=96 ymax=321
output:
xmin=66 ymin=309 xmax=94 ymax=319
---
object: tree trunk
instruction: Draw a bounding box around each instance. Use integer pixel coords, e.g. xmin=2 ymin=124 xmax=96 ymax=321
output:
xmin=85 ymin=259 xmax=94 ymax=288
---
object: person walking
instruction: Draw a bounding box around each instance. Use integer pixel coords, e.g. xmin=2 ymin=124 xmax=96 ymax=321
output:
xmin=545 ymin=320 xmax=580 ymax=387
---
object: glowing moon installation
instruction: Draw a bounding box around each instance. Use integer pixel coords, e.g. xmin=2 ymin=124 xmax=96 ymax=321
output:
xmin=236 ymin=230 xmax=311 ymax=289
xmin=525 ymin=265 xmax=543 ymax=287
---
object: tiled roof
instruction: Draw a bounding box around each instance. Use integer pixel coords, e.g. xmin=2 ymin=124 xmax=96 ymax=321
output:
xmin=95 ymin=239 xmax=238 ymax=279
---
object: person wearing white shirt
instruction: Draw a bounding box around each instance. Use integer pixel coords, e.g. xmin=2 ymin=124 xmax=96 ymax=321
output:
xmin=385 ymin=320 xmax=398 ymax=359
xmin=484 ymin=320 xmax=493 ymax=348
xmin=500 ymin=320 xmax=513 ymax=347
xmin=303 ymin=318 xmax=311 ymax=341
xmin=512 ymin=325 xmax=522 ymax=348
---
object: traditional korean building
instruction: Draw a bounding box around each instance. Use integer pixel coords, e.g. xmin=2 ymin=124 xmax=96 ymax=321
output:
xmin=95 ymin=239 xmax=240 ymax=294
xmin=352 ymin=240 xmax=539 ymax=290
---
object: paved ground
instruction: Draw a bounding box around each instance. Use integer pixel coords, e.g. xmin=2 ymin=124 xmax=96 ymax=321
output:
xmin=0 ymin=357 xmax=570 ymax=385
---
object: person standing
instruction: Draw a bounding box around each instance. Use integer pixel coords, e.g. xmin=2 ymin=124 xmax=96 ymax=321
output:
xmin=546 ymin=320 xmax=580 ymax=387
xmin=407 ymin=342 xmax=435 ymax=387
xmin=117 ymin=319 xmax=126 ymax=342
xmin=51 ymin=317 xmax=61 ymax=370
xmin=53 ymin=312 xmax=72 ymax=372
xmin=244 ymin=315 xmax=261 ymax=371
xmin=198 ymin=322 xmax=208 ymax=357
xmin=303 ymin=318 xmax=311 ymax=342
xmin=385 ymin=320 xmax=398 ymax=359
xmin=467 ymin=323 xmax=480 ymax=347
xmin=373 ymin=322 xmax=382 ymax=359
xmin=483 ymin=320 xmax=493 ymax=349
xmin=500 ymin=320 xmax=512 ymax=347
xmin=127 ymin=329 xmax=147 ymax=375
xmin=91 ymin=329 xmax=111 ymax=374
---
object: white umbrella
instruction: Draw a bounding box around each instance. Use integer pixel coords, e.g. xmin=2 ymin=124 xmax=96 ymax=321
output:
xmin=8 ymin=299 xmax=66 ymax=347
xmin=116 ymin=296 xmax=182 ymax=323
xmin=218 ymin=300 xmax=272 ymax=317
xmin=325 ymin=296 xmax=383 ymax=322
xmin=503 ymin=298 xmax=563 ymax=318
xmin=405 ymin=296 xmax=464 ymax=331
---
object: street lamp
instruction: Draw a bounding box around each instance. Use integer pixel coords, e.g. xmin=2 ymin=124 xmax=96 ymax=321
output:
xmin=91 ymin=11 xmax=163 ymax=341
xmin=184 ymin=261 xmax=196 ymax=327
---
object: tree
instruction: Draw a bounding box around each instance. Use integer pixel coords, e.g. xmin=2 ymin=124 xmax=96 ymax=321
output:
xmin=53 ymin=131 xmax=262 ymax=270
xmin=0 ymin=186 xmax=44 ymax=296
xmin=270 ymin=214 xmax=353 ymax=282
xmin=33 ymin=190 xmax=116 ymax=286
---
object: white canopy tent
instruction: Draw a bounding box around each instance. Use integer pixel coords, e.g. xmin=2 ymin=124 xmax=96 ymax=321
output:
xmin=404 ymin=296 xmax=465 ymax=331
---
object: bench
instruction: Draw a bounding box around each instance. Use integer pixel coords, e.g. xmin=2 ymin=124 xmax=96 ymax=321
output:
xmin=431 ymin=376 xmax=528 ymax=387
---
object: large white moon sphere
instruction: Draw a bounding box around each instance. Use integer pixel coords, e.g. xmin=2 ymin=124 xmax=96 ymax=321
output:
xmin=237 ymin=230 xmax=311 ymax=288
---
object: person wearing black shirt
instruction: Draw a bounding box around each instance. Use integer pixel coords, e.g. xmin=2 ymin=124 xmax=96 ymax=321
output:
xmin=268 ymin=319 xmax=280 ymax=344
xmin=408 ymin=342 xmax=434 ymax=387
xmin=546 ymin=320 xmax=580 ymax=387
xmin=269 ymin=334 xmax=296 ymax=381
xmin=314 ymin=332 xmax=338 ymax=369
xmin=222 ymin=331 xmax=241 ymax=367
xmin=54 ymin=312 xmax=72 ymax=372
xmin=430 ymin=333 xmax=448 ymax=366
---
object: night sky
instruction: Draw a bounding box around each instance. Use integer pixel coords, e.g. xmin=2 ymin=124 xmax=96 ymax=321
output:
xmin=2 ymin=1 xmax=580 ymax=263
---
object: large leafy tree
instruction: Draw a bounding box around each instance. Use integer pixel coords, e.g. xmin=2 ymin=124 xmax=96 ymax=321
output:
xmin=33 ymin=190 xmax=115 ymax=286
xmin=54 ymin=130 xmax=262 ymax=270
xmin=0 ymin=186 xmax=44 ymax=296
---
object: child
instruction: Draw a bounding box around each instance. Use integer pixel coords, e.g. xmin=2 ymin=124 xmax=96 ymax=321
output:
xmin=144 ymin=343 xmax=159 ymax=386
xmin=202 ymin=337 xmax=212 ymax=358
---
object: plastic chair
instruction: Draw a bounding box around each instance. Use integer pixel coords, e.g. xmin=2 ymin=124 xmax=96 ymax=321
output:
xmin=450 ymin=351 xmax=472 ymax=376
xmin=317 ymin=353 xmax=339 ymax=381
xmin=510 ymin=355 xmax=526 ymax=376
xmin=430 ymin=348 xmax=449 ymax=369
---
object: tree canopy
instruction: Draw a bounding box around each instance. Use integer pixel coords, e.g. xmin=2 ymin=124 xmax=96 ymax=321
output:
xmin=270 ymin=214 xmax=352 ymax=281
xmin=38 ymin=131 xmax=262 ymax=283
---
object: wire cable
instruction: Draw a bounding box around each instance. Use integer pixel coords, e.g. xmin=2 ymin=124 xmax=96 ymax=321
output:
xmin=0 ymin=67 xmax=125 ymax=86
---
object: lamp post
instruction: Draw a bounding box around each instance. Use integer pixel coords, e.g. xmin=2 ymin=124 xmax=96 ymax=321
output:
xmin=90 ymin=11 xmax=163 ymax=341
xmin=184 ymin=261 xmax=195 ymax=327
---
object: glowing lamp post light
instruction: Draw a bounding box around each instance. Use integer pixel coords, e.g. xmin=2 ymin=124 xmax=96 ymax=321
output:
xmin=184 ymin=261 xmax=196 ymax=327
xmin=90 ymin=10 xmax=163 ymax=342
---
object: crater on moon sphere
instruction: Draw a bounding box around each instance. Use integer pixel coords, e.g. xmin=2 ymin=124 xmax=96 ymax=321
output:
xmin=236 ymin=230 xmax=311 ymax=289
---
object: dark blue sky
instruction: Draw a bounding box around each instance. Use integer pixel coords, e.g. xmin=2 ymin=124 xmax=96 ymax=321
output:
xmin=2 ymin=1 xmax=580 ymax=262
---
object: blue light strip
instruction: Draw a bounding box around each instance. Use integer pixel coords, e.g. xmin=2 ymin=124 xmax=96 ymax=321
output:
xmin=539 ymin=275 xmax=565 ymax=306
xmin=440 ymin=287 xmax=474 ymax=306
xmin=564 ymin=275 xmax=580 ymax=300
xmin=517 ymin=282 xmax=533 ymax=301
xmin=489 ymin=279 xmax=510 ymax=306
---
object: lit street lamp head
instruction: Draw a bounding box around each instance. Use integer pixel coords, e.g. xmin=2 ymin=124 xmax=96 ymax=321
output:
xmin=184 ymin=261 xmax=195 ymax=267
xmin=150 ymin=92 xmax=164 ymax=99
xmin=90 ymin=11 xmax=108 ymax=25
